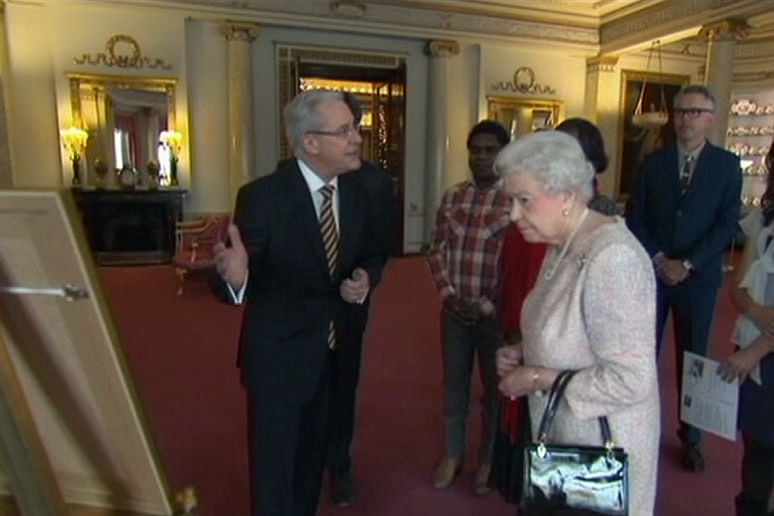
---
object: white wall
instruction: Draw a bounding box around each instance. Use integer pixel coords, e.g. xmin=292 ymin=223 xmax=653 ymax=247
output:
xmin=3 ymin=0 xmax=753 ymax=249
xmin=479 ymin=43 xmax=589 ymax=123
xmin=5 ymin=2 xmax=189 ymax=191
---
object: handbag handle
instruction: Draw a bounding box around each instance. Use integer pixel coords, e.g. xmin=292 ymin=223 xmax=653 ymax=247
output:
xmin=536 ymin=370 xmax=615 ymax=452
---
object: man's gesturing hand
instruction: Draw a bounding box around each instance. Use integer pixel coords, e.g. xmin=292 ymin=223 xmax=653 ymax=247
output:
xmin=214 ymin=223 xmax=248 ymax=290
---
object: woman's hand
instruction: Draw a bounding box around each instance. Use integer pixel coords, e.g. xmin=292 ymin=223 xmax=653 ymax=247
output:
xmin=496 ymin=344 xmax=523 ymax=377
xmin=718 ymin=336 xmax=772 ymax=382
xmin=498 ymin=366 xmax=534 ymax=399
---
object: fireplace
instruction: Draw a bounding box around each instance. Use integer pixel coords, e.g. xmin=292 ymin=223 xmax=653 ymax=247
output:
xmin=70 ymin=188 xmax=186 ymax=265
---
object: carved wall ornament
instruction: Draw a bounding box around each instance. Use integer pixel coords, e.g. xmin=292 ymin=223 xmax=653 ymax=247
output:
xmin=492 ymin=67 xmax=556 ymax=95
xmin=330 ymin=1 xmax=367 ymax=19
xmin=72 ymin=34 xmax=172 ymax=70
xmin=221 ymin=21 xmax=260 ymax=41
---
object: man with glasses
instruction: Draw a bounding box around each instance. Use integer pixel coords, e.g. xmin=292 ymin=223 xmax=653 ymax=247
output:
xmin=627 ymin=84 xmax=742 ymax=473
xmin=213 ymin=89 xmax=383 ymax=516
xmin=275 ymin=92 xmax=396 ymax=508
xmin=325 ymin=92 xmax=396 ymax=508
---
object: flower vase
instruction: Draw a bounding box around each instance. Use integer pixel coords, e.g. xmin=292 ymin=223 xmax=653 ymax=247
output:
xmin=170 ymin=156 xmax=179 ymax=186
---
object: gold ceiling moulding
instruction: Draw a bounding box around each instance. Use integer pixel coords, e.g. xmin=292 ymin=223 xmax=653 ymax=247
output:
xmin=492 ymin=67 xmax=556 ymax=95
xmin=701 ymin=18 xmax=749 ymax=42
xmin=330 ymin=0 xmax=367 ymax=19
xmin=72 ymin=34 xmax=173 ymax=70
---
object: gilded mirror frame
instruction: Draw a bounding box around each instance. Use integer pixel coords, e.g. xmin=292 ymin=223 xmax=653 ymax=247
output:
xmin=486 ymin=96 xmax=564 ymax=139
xmin=66 ymin=72 xmax=177 ymax=131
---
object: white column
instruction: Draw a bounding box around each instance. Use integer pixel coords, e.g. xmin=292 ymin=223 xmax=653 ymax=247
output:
xmin=221 ymin=22 xmax=259 ymax=207
xmin=702 ymin=20 xmax=747 ymax=146
xmin=423 ymin=39 xmax=460 ymax=247
xmin=584 ymin=55 xmax=619 ymax=195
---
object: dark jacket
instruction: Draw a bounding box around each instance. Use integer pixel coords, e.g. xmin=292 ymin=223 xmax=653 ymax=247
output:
xmin=626 ymin=141 xmax=742 ymax=288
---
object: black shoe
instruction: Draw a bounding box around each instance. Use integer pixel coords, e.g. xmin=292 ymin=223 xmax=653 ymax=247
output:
xmin=680 ymin=443 xmax=705 ymax=472
xmin=330 ymin=470 xmax=354 ymax=507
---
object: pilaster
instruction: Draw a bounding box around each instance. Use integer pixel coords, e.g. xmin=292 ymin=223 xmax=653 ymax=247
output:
xmin=584 ymin=55 xmax=619 ymax=197
xmin=221 ymin=21 xmax=260 ymax=207
xmin=423 ymin=39 xmax=459 ymax=246
xmin=701 ymin=19 xmax=748 ymax=145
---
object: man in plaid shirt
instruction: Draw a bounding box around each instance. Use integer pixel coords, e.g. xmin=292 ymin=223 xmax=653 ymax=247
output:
xmin=426 ymin=120 xmax=512 ymax=496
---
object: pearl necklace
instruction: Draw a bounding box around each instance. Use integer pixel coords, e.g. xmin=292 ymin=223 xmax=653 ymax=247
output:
xmin=543 ymin=207 xmax=590 ymax=281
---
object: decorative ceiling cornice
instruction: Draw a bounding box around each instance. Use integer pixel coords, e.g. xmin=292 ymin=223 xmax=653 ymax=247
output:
xmin=601 ymin=0 xmax=733 ymax=43
xmin=14 ymin=0 xmax=774 ymax=60
xmin=600 ymin=0 xmax=774 ymax=54
xmin=273 ymin=1 xmax=600 ymax=45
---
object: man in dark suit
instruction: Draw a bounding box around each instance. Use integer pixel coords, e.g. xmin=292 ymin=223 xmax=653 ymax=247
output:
xmin=626 ymin=84 xmax=742 ymax=473
xmin=273 ymin=91 xmax=395 ymax=507
xmin=325 ymin=93 xmax=396 ymax=507
xmin=214 ymin=89 xmax=383 ymax=516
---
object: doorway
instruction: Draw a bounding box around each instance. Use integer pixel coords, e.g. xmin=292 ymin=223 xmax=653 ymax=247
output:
xmin=277 ymin=46 xmax=407 ymax=255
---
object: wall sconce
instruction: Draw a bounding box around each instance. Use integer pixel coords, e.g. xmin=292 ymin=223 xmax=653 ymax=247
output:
xmin=60 ymin=127 xmax=89 ymax=186
xmin=159 ymin=130 xmax=183 ymax=186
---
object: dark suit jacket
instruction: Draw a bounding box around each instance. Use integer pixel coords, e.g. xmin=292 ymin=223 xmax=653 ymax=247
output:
xmin=275 ymin=158 xmax=397 ymax=338
xmin=230 ymin=160 xmax=383 ymax=400
xmin=626 ymin=141 xmax=742 ymax=289
xmin=352 ymin=160 xmax=397 ymax=262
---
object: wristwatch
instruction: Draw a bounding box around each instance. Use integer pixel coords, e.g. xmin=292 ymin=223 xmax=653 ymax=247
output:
xmin=682 ymin=259 xmax=694 ymax=272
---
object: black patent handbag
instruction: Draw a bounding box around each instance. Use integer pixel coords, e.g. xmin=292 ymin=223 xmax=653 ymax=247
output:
xmin=521 ymin=370 xmax=629 ymax=516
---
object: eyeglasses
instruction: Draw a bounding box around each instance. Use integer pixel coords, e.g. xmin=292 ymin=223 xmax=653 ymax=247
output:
xmin=307 ymin=124 xmax=361 ymax=139
xmin=673 ymin=108 xmax=713 ymax=119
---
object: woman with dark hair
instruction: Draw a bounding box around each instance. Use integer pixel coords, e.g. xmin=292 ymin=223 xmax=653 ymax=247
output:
xmin=720 ymin=139 xmax=774 ymax=516
xmin=556 ymin=117 xmax=621 ymax=216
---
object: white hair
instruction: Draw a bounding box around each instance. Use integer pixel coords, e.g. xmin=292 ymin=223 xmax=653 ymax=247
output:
xmin=494 ymin=130 xmax=594 ymax=203
xmin=283 ymin=89 xmax=345 ymax=157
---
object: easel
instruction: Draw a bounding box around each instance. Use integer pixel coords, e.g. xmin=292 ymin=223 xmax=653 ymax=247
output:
xmin=0 ymin=190 xmax=185 ymax=515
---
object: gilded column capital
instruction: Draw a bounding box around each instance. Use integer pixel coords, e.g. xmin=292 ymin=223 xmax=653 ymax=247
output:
xmin=701 ymin=19 xmax=748 ymax=42
xmin=586 ymin=55 xmax=619 ymax=73
xmin=424 ymin=40 xmax=460 ymax=58
xmin=221 ymin=21 xmax=260 ymax=42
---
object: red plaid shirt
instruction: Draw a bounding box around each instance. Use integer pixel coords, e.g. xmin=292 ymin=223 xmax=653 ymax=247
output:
xmin=426 ymin=179 xmax=512 ymax=316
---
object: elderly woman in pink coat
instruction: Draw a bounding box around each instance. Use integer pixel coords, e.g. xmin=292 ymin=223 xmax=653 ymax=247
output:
xmin=495 ymin=130 xmax=660 ymax=515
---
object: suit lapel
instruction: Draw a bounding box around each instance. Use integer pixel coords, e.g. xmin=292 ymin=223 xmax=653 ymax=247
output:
xmin=283 ymin=164 xmax=329 ymax=275
xmin=662 ymin=144 xmax=682 ymax=202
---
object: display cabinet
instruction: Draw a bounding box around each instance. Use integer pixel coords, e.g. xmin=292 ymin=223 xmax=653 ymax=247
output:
xmin=726 ymin=93 xmax=773 ymax=208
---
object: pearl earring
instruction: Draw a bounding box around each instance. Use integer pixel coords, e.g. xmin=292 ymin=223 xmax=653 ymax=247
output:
xmin=562 ymin=208 xmax=569 ymax=216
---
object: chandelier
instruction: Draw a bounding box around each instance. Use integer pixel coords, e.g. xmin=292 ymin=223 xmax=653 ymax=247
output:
xmin=632 ymin=40 xmax=668 ymax=129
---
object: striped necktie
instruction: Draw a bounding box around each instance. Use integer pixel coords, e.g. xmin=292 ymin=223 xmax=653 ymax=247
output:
xmin=319 ymin=184 xmax=339 ymax=348
xmin=680 ymin=155 xmax=695 ymax=193
xmin=319 ymin=184 xmax=339 ymax=276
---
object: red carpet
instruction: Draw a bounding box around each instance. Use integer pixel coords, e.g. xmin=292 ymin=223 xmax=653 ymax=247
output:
xmin=98 ymin=256 xmax=744 ymax=515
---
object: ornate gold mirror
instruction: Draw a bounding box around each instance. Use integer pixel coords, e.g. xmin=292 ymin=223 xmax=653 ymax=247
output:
xmin=486 ymin=96 xmax=564 ymax=139
xmin=66 ymin=72 xmax=177 ymax=183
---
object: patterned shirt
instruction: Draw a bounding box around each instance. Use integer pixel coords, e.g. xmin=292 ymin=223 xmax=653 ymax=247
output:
xmin=426 ymin=179 xmax=512 ymax=316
